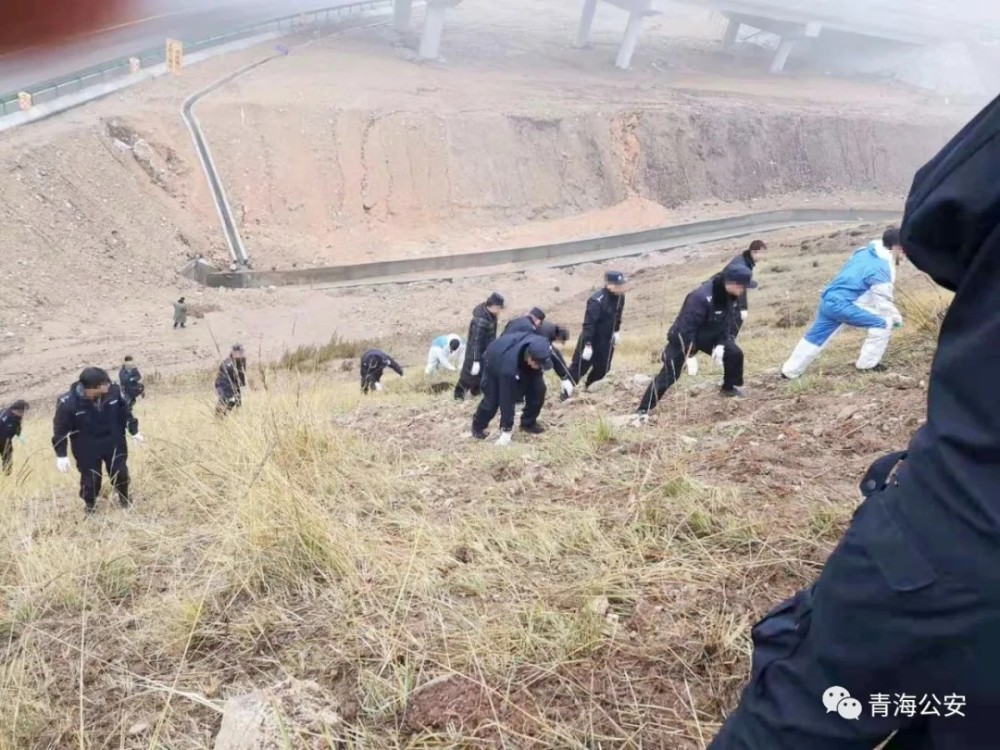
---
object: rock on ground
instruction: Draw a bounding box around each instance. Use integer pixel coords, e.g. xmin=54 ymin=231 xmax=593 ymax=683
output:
xmin=213 ymin=678 xmax=341 ymax=750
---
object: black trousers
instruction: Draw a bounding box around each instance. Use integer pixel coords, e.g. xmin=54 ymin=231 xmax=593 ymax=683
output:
xmin=361 ymin=367 xmax=384 ymax=394
xmin=709 ymin=480 xmax=998 ymax=749
xmin=0 ymin=439 xmax=12 ymax=475
xmin=637 ymin=338 xmax=744 ymax=413
xmin=78 ymin=448 xmax=130 ymax=508
xmin=454 ymin=371 xmax=482 ymax=400
xmin=569 ymin=339 xmax=614 ymax=388
xmin=472 ymin=373 xmax=545 ymax=433
xmin=216 ymin=388 xmax=241 ymax=416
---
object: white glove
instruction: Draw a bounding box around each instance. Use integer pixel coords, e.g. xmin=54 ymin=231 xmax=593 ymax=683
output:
xmin=582 ymin=345 xmax=593 ymax=362
xmin=496 ymin=431 xmax=512 ymax=447
xmin=132 ymin=433 xmax=145 ymax=445
xmin=612 ymin=332 xmax=621 ymax=346
xmin=560 ymin=379 xmax=574 ymax=398
xmin=685 ymin=357 xmax=699 ymax=377
xmin=56 ymin=457 xmax=71 ymax=474
xmin=374 ymin=382 xmax=383 ymax=391
xmin=740 ymin=310 xmax=748 ymax=321
xmin=471 ymin=362 xmax=481 ymax=376
xmin=712 ymin=345 xmax=725 ymax=367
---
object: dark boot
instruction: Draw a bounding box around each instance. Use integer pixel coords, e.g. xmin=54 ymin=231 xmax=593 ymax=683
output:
xmin=472 ymin=427 xmax=488 ymax=440
xmin=721 ymin=386 xmax=746 ymax=398
xmin=520 ymin=423 xmax=546 ymax=435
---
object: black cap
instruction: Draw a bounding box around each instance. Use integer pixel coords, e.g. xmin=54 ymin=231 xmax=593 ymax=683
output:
xmin=124 ymin=355 xmax=133 ymax=362
xmin=529 ymin=307 xmax=546 ymax=321
xmin=882 ymin=227 xmax=901 ymax=249
xmin=605 ymin=271 xmax=626 ymax=285
xmin=722 ymin=265 xmax=758 ymax=288
xmin=232 ymin=343 xmax=245 ymax=353
xmin=79 ymin=367 xmax=111 ymax=388
xmin=538 ymin=321 xmax=569 ymax=343
xmin=10 ymin=400 xmax=28 ymax=411
xmin=526 ymin=337 xmax=553 ymax=370
xmin=178 ymin=297 xmax=185 ymax=303
xmin=486 ymin=292 xmax=505 ymax=308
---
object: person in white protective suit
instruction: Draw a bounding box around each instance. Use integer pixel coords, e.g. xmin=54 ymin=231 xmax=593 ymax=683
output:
xmin=781 ymin=227 xmax=905 ymax=379
xmin=425 ymin=334 xmax=465 ymax=375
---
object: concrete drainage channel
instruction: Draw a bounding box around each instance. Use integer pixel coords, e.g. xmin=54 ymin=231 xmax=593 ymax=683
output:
xmin=180 ymin=208 xmax=901 ymax=290
xmin=181 ymin=1 xmax=396 ymax=270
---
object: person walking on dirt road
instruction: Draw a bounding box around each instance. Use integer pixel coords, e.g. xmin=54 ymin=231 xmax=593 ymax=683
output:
xmin=781 ymin=228 xmax=905 ymax=379
xmin=568 ymin=271 xmax=626 ymax=395
xmin=455 ymin=292 xmax=505 ymax=400
xmin=0 ymin=399 xmax=28 ymax=476
xmin=637 ymin=265 xmax=753 ymax=414
xmin=52 ymin=368 xmax=143 ymax=514
xmin=215 ymin=344 xmax=247 ymax=416
xmin=709 ymin=93 xmax=1000 ymax=750
xmin=471 ymin=330 xmax=553 ymax=445
xmin=718 ymin=239 xmax=765 ymax=336
xmin=173 ymin=297 xmax=188 ymax=329
xmin=361 ymin=349 xmax=404 ymax=394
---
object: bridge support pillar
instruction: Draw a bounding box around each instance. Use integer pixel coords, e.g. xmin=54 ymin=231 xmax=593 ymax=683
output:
xmin=615 ymin=9 xmax=646 ymax=69
xmin=419 ymin=0 xmax=459 ymax=60
xmin=721 ymin=15 xmax=740 ymax=52
xmin=393 ymin=0 xmax=413 ymax=32
xmin=575 ymin=0 xmax=599 ymax=47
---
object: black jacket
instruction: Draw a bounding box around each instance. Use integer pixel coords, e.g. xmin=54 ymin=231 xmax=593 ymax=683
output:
xmin=361 ymin=349 xmax=403 ymax=377
xmin=668 ymin=276 xmax=740 ymax=354
xmin=580 ymin=287 xmax=625 ymax=349
xmin=119 ymin=366 xmax=145 ymax=401
xmin=460 ymin=303 xmax=499 ymax=379
xmin=893 ymin=92 xmax=1000 ymax=572
xmin=503 ymin=316 xmax=538 ymax=335
xmin=52 ymin=383 xmax=138 ymax=462
xmin=721 ymin=250 xmax=755 ymax=311
xmin=0 ymin=407 xmax=22 ymax=441
xmin=215 ymin=357 xmax=246 ymax=398
xmin=483 ymin=331 xmax=550 ymax=431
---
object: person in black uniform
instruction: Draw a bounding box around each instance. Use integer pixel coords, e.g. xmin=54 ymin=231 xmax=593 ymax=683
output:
xmin=455 ymin=292 xmax=505 ymax=400
xmin=119 ymin=355 xmax=145 ymax=406
xmin=471 ymin=330 xmax=553 ymax=444
xmin=637 ymin=265 xmax=755 ymax=414
xmin=568 ymin=271 xmax=626 ymax=392
xmin=360 ymin=349 xmax=404 ymax=393
xmin=719 ymin=239 xmax=765 ymax=335
xmin=53 ymin=368 xmax=142 ymax=514
xmin=503 ymin=307 xmax=546 ymax=335
xmin=709 ymin=95 xmax=1000 ymax=750
xmin=215 ymin=344 xmax=247 ymax=416
xmin=0 ymin=399 xmax=29 ymax=476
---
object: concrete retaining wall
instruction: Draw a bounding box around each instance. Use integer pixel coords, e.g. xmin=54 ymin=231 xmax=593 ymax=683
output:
xmin=202 ymin=208 xmax=901 ymax=288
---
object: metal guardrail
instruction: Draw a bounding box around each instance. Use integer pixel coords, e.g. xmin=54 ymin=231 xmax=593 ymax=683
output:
xmin=0 ymin=1 xmax=387 ymax=116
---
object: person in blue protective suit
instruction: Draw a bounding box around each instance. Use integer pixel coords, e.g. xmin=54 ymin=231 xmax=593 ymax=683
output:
xmin=781 ymin=228 xmax=905 ymax=378
xmin=425 ymin=334 xmax=464 ymax=375
xmin=470 ymin=330 xmax=553 ymax=445
xmin=709 ymin=94 xmax=1000 ymax=750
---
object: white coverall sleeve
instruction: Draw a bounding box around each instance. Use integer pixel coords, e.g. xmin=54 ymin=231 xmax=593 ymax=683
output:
xmin=436 ymin=347 xmax=457 ymax=371
xmin=869 ymin=281 xmax=902 ymax=321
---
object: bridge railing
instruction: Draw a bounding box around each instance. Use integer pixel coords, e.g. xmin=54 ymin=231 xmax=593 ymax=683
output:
xmin=0 ymin=1 xmax=387 ymax=116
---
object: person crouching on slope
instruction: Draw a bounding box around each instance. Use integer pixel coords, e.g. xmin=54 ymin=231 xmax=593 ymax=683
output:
xmin=361 ymin=349 xmax=404 ymax=393
xmin=782 ymin=227 xmax=905 ymax=379
xmin=425 ymin=334 xmax=464 ymax=375
xmin=471 ymin=331 xmax=553 ymax=445
xmin=637 ymin=265 xmax=754 ymax=414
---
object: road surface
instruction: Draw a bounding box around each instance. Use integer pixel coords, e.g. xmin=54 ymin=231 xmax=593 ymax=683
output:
xmin=0 ymin=0 xmax=359 ymax=96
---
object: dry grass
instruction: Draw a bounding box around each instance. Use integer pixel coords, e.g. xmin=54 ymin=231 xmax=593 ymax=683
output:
xmin=278 ymin=333 xmax=382 ymax=371
xmin=0 ymin=228 xmax=942 ymax=748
